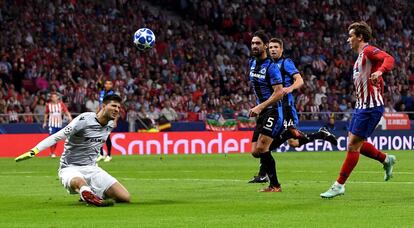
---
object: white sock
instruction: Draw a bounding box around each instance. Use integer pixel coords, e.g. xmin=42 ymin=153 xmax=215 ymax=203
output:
xmin=79 ymin=185 xmax=92 ymax=200
xmin=80 ymin=185 xmax=91 ymax=193
xmin=334 ymin=181 xmax=343 ymax=187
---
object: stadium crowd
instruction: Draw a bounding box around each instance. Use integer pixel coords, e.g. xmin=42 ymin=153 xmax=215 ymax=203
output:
xmin=0 ymin=0 xmax=413 ymax=127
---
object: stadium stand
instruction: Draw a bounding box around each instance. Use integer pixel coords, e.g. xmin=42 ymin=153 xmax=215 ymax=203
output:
xmin=0 ymin=0 xmax=413 ymax=128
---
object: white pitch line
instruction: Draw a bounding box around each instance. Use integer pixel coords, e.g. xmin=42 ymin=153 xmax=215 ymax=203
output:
xmin=120 ymin=177 xmax=414 ymax=184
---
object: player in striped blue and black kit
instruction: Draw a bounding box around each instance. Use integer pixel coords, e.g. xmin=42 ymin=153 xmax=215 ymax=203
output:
xmin=97 ymin=80 xmax=116 ymax=162
xmin=249 ymin=38 xmax=338 ymax=184
xmin=248 ymin=31 xmax=286 ymax=192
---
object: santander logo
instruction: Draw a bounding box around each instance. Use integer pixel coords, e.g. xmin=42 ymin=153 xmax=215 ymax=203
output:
xmin=111 ymin=132 xmax=252 ymax=155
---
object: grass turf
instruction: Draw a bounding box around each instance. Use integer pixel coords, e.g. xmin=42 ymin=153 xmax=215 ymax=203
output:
xmin=0 ymin=150 xmax=413 ymax=227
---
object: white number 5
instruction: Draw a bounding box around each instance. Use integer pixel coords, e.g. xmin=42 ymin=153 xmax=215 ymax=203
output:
xmin=266 ymin=117 xmax=274 ymax=128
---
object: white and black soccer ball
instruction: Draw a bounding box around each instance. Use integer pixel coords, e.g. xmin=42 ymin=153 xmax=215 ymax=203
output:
xmin=133 ymin=28 xmax=156 ymax=51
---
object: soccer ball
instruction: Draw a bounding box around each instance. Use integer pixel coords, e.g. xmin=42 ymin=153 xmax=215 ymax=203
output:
xmin=133 ymin=28 xmax=155 ymax=51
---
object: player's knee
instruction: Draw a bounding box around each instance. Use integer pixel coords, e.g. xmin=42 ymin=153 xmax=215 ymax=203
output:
xmin=116 ymin=190 xmax=131 ymax=203
xmin=251 ymin=151 xmax=260 ymax=158
xmin=70 ymin=177 xmax=87 ymax=190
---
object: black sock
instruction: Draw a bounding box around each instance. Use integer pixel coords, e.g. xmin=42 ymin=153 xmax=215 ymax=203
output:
xmin=260 ymin=152 xmax=280 ymax=187
xmin=258 ymin=163 xmax=266 ymax=177
xmin=100 ymin=147 xmax=104 ymax=156
xmin=298 ymin=137 xmax=311 ymax=146
xmin=307 ymin=132 xmax=325 ymax=141
xmin=106 ymin=137 xmax=112 ymax=156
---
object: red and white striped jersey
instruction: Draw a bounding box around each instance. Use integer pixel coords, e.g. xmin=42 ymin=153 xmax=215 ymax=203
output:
xmin=353 ymin=45 xmax=394 ymax=109
xmin=45 ymin=101 xmax=68 ymax=128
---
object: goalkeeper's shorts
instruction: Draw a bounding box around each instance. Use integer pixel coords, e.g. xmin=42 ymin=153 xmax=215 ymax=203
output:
xmin=58 ymin=165 xmax=118 ymax=199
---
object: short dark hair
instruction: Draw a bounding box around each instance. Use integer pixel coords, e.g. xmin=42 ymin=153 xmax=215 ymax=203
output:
xmin=253 ymin=30 xmax=269 ymax=44
xmin=269 ymin=38 xmax=283 ymax=48
xmin=103 ymin=94 xmax=122 ymax=104
xmin=348 ymin=21 xmax=372 ymax=42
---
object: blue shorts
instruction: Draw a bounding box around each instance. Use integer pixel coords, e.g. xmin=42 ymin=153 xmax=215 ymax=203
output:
xmin=349 ymin=106 xmax=384 ymax=139
xmin=49 ymin=127 xmax=62 ymax=135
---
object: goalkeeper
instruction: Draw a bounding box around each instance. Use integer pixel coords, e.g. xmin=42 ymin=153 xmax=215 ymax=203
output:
xmin=15 ymin=94 xmax=130 ymax=207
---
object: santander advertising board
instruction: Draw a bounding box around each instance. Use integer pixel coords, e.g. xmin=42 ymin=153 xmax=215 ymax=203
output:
xmin=111 ymin=132 xmax=252 ymax=155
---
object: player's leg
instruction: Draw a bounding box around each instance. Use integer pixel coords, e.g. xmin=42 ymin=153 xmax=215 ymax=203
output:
xmin=253 ymin=109 xmax=283 ymax=192
xmin=248 ymin=122 xmax=268 ymax=183
xmin=255 ymin=134 xmax=281 ymax=192
xmin=105 ymin=182 xmax=131 ymax=203
xmin=89 ymin=166 xmax=130 ymax=203
xmin=320 ymin=132 xmax=362 ymax=198
xmin=321 ymin=108 xmax=376 ymax=198
xmin=59 ymin=167 xmax=113 ymax=206
xmin=357 ymin=107 xmax=396 ymax=180
xmin=104 ymin=135 xmax=112 ymax=162
xmin=248 ymin=141 xmax=268 ymax=183
xmin=295 ymin=127 xmax=338 ymax=147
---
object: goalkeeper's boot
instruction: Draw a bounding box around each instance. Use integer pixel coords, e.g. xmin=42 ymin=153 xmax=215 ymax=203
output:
xmin=81 ymin=190 xmax=114 ymax=207
xmin=259 ymin=185 xmax=282 ymax=192
xmin=383 ymin=154 xmax=396 ymax=181
xmin=248 ymin=175 xmax=268 ymax=183
xmin=320 ymin=182 xmax=345 ymax=198
xmin=319 ymin=127 xmax=338 ymax=146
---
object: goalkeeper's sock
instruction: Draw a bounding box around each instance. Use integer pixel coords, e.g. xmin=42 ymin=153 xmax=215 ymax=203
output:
xmin=79 ymin=185 xmax=93 ymax=199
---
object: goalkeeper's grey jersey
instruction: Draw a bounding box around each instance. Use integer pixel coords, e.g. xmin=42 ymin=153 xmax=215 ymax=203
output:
xmin=59 ymin=112 xmax=114 ymax=169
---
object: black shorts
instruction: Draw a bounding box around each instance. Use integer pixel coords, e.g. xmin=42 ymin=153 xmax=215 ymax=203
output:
xmin=283 ymin=105 xmax=299 ymax=128
xmin=252 ymin=107 xmax=284 ymax=142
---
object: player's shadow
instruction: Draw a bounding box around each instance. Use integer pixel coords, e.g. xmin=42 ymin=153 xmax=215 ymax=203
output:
xmin=66 ymin=199 xmax=187 ymax=207
xmin=131 ymin=199 xmax=187 ymax=206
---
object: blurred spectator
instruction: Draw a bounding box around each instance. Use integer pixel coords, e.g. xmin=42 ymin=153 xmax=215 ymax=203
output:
xmin=85 ymin=93 xmax=99 ymax=112
xmin=147 ymin=105 xmax=160 ymax=123
xmin=161 ymin=100 xmax=178 ymax=122
xmin=126 ymin=104 xmax=138 ymax=132
xmin=22 ymin=106 xmax=34 ymax=123
xmin=7 ymin=105 xmax=19 ymax=123
xmin=33 ymin=98 xmax=46 ymax=123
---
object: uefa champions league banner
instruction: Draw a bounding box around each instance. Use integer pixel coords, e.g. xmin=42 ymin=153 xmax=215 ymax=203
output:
xmin=1 ymin=131 xmax=414 ymax=157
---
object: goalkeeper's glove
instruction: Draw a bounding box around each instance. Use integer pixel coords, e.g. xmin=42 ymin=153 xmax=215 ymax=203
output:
xmin=15 ymin=148 xmax=40 ymax=162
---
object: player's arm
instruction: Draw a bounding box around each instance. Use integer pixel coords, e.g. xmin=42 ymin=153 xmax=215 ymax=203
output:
xmin=62 ymin=103 xmax=72 ymax=122
xmin=365 ymin=47 xmax=395 ymax=83
xmin=65 ymin=111 xmax=72 ymax=122
xmin=284 ymin=73 xmax=304 ymax=94
xmin=283 ymin=59 xmax=304 ymax=94
xmin=15 ymin=114 xmax=85 ymax=162
xmin=15 ymin=128 xmax=68 ymax=162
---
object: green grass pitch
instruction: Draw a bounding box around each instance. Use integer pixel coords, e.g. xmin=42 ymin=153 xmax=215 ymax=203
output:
xmin=1 ymin=150 xmax=413 ymax=227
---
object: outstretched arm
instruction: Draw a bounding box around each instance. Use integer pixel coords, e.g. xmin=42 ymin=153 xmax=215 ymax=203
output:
xmin=15 ymin=129 xmax=67 ymax=162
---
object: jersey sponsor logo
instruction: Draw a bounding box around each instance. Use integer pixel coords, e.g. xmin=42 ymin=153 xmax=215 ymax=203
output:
xmin=250 ymin=72 xmax=266 ymax=79
xmin=85 ymin=137 xmax=106 ymax=143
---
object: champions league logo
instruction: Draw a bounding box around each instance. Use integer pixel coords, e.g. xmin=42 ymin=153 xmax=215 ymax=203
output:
xmin=63 ymin=126 xmax=73 ymax=136
xmin=272 ymin=142 xmax=290 ymax=152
